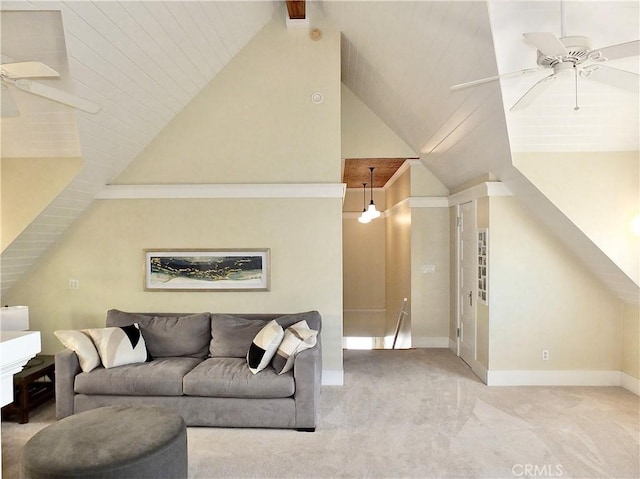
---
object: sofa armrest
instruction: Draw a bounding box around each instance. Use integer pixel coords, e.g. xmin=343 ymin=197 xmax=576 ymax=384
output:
xmin=55 ymin=349 xmax=81 ymax=419
xmin=293 ymin=339 xmax=321 ymax=430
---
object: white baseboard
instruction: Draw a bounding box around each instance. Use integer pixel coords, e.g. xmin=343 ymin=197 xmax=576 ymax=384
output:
xmin=448 ymin=338 xmax=457 ymax=353
xmin=486 ymin=370 xmax=638 ymax=394
xmin=322 ymin=369 xmax=344 ymax=386
xmin=472 ymin=361 xmax=488 ymax=384
xmin=621 ymin=372 xmax=640 ymax=395
xmin=412 ymin=336 xmax=449 ymax=348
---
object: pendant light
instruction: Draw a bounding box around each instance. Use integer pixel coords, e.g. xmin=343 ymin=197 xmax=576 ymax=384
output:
xmin=358 ymin=182 xmax=371 ymax=223
xmin=367 ymin=167 xmax=381 ymax=219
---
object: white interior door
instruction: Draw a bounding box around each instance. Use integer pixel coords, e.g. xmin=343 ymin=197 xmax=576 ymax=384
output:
xmin=458 ymin=201 xmax=476 ymax=367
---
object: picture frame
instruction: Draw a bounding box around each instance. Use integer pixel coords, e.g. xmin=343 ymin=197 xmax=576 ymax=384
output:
xmin=144 ymin=249 xmax=270 ymax=292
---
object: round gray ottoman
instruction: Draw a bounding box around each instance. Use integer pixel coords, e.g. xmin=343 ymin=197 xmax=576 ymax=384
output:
xmin=22 ymin=405 xmax=187 ymax=479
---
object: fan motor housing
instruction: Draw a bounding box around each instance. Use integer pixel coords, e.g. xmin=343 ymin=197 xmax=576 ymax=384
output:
xmin=536 ymin=35 xmax=591 ymax=67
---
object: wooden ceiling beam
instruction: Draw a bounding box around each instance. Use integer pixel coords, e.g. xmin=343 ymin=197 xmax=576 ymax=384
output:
xmin=342 ymin=158 xmax=409 ymax=189
xmin=285 ymin=1 xmax=306 ymax=20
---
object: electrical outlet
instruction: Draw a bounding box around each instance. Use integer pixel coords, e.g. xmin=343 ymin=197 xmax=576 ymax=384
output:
xmin=542 ymin=349 xmax=549 ymax=361
xmin=68 ymin=279 xmax=80 ymax=290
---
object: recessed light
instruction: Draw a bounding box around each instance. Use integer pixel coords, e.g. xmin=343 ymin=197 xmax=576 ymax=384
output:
xmin=311 ymin=92 xmax=324 ymax=104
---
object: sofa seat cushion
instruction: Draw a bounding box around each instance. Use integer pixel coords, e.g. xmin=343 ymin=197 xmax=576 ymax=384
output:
xmin=183 ymin=358 xmax=294 ymax=398
xmin=75 ymin=358 xmax=202 ymax=396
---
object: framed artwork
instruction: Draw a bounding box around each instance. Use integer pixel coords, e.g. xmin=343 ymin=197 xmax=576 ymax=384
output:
xmin=144 ymin=249 xmax=270 ymax=291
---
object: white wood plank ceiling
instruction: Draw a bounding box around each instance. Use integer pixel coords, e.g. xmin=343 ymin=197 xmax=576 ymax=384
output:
xmin=322 ymin=0 xmax=638 ymax=304
xmin=324 ymin=0 xmax=513 ymax=188
xmin=326 ymin=0 xmax=639 ymax=187
xmin=1 ymin=0 xmax=638 ymax=301
xmin=490 ymin=1 xmax=639 ymax=153
xmin=1 ymin=11 xmax=81 ymax=158
xmin=1 ymin=0 xmax=277 ymax=294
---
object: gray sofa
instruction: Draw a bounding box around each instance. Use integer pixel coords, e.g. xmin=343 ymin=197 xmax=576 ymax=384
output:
xmin=55 ymin=310 xmax=321 ymax=430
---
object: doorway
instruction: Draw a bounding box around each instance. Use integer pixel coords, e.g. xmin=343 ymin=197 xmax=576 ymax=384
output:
xmin=458 ymin=201 xmax=477 ymax=366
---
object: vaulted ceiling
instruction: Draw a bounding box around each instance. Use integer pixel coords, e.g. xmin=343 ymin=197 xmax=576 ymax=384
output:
xmin=1 ymin=1 xmax=638 ymax=297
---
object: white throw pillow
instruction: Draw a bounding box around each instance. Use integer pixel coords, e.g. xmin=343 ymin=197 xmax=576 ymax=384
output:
xmin=247 ymin=320 xmax=284 ymax=374
xmin=87 ymin=323 xmax=148 ymax=369
xmin=272 ymin=320 xmax=318 ymax=374
xmin=54 ymin=329 xmax=101 ymax=372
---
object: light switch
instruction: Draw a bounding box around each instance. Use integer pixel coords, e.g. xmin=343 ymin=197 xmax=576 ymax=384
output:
xmin=420 ymin=264 xmax=436 ymax=274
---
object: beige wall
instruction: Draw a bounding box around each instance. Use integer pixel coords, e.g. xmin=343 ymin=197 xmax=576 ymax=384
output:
xmin=409 ymin=163 xmax=450 ymax=345
xmin=385 ymin=168 xmax=412 ymax=344
xmin=410 ymin=207 xmax=450 ymax=343
xmin=341 ymin=84 xmax=415 ymax=160
xmin=475 ymin=197 xmax=490 ymax=369
xmin=622 ymin=304 xmax=639 ymax=379
xmin=1 ymin=157 xmax=82 ymax=251
xmin=411 ymin=163 xmax=449 ymax=197
xmin=488 ymin=196 xmax=622 ymax=371
xmin=449 ymin=206 xmax=458 ymax=343
xmin=5 ymin=198 xmax=343 ymax=357
xmin=3 ymin=18 xmax=345 ymax=379
xmin=118 ymin=21 xmax=340 ymax=185
xmin=385 ymin=199 xmax=412 ymax=346
xmin=386 ymin=167 xmax=411 ymax=207
xmin=514 ymin=151 xmax=639 ymax=286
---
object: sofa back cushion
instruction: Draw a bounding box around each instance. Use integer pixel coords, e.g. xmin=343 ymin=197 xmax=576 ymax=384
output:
xmin=210 ymin=315 xmax=266 ymax=358
xmin=273 ymin=311 xmax=321 ymax=332
xmin=106 ymin=310 xmax=211 ymax=359
xmin=209 ymin=311 xmax=321 ymax=358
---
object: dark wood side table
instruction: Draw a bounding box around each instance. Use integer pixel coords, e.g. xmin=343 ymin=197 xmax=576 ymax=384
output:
xmin=2 ymin=354 xmax=55 ymax=424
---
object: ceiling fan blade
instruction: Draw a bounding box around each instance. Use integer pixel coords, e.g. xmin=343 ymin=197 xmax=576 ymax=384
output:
xmin=0 ymin=61 xmax=59 ymax=79
xmin=510 ymin=73 xmax=557 ymax=111
xmin=581 ymin=64 xmax=639 ymax=92
xmin=588 ymin=40 xmax=640 ymax=62
xmin=523 ymin=32 xmax=568 ymax=57
xmin=13 ymin=78 xmax=100 ymax=114
xmin=451 ymin=68 xmax=543 ymax=91
xmin=1 ymin=83 xmax=19 ymax=117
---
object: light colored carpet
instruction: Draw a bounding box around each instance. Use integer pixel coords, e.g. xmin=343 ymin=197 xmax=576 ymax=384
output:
xmin=2 ymin=349 xmax=639 ymax=478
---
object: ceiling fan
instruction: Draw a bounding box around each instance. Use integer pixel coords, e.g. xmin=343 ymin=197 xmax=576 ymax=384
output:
xmin=1 ymin=60 xmax=100 ymax=117
xmin=451 ymin=15 xmax=640 ymax=111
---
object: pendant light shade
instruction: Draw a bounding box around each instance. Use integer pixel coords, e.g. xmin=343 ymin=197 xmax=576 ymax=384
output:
xmin=357 ymin=168 xmax=382 ymax=225
xmin=367 ymin=167 xmax=381 ymax=219
xmin=358 ymin=182 xmax=371 ymax=224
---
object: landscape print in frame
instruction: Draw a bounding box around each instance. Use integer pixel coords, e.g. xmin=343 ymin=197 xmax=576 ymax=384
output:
xmin=145 ymin=249 xmax=270 ymax=291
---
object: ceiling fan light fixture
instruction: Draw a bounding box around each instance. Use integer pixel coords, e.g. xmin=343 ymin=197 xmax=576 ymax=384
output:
xmin=0 ymin=60 xmax=101 ymax=116
xmin=452 ymin=16 xmax=639 ymax=112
